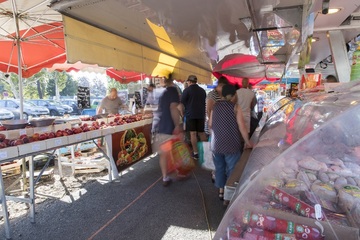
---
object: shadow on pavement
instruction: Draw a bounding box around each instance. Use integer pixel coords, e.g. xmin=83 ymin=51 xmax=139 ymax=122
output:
xmin=0 ymin=156 xmax=226 ymax=240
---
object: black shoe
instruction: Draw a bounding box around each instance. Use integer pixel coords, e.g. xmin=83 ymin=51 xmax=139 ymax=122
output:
xmin=162 ymin=178 xmax=172 ymax=187
xmin=192 ymin=153 xmax=199 ymax=160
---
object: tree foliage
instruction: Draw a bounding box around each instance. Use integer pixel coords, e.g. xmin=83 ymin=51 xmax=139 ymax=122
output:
xmin=61 ymin=76 xmax=78 ymax=97
xmin=107 ymin=77 xmax=128 ymax=92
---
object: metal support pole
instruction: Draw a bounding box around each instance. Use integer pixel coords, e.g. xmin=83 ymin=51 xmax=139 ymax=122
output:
xmin=21 ymin=158 xmax=27 ymax=193
xmin=11 ymin=0 xmax=24 ymax=119
xmin=29 ymin=156 xmax=35 ymax=223
xmin=328 ymin=30 xmax=351 ymax=82
xmin=0 ymin=167 xmax=11 ymax=239
xmin=56 ymin=149 xmax=63 ymax=178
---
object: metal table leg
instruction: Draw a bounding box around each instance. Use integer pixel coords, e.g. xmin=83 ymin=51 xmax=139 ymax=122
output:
xmin=29 ymin=156 xmax=35 ymax=223
xmin=0 ymin=167 xmax=11 ymax=239
xmin=56 ymin=149 xmax=63 ymax=178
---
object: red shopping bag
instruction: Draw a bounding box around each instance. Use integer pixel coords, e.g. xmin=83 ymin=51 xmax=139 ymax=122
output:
xmin=161 ymin=137 xmax=195 ymax=174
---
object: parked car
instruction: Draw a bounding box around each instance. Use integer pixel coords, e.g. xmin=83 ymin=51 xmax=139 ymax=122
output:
xmin=0 ymin=99 xmax=50 ymax=119
xmin=61 ymin=99 xmax=81 ymax=115
xmin=0 ymin=108 xmax=14 ymax=121
xmin=53 ymin=100 xmax=73 ymax=114
xmin=91 ymin=99 xmax=102 ymax=109
xmin=28 ymin=99 xmax=65 ymax=116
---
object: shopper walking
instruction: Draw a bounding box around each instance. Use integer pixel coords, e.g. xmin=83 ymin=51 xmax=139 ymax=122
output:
xmin=236 ymin=78 xmax=257 ymax=137
xmin=153 ymin=78 xmax=182 ymax=186
xmin=209 ymin=84 xmax=252 ymax=200
xmin=180 ymin=75 xmax=207 ymax=159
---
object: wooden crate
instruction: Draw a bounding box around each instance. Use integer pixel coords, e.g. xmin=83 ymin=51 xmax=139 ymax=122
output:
xmin=1 ymin=161 xmax=21 ymax=178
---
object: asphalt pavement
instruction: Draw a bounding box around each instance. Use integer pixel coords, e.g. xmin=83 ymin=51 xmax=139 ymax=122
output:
xmin=0 ymin=154 xmax=226 ymax=240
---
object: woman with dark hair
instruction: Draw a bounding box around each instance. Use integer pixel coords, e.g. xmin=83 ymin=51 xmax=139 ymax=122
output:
xmin=209 ymin=84 xmax=252 ymax=200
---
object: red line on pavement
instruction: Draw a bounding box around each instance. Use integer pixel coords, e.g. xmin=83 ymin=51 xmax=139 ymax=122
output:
xmin=88 ymin=176 xmax=162 ymax=240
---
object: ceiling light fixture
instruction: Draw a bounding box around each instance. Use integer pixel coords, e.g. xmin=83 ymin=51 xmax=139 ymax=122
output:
xmin=319 ymin=8 xmax=342 ymax=14
xmin=327 ymin=8 xmax=341 ymax=14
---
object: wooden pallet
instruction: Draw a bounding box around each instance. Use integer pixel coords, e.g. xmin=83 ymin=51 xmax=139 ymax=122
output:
xmin=1 ymin=161 xmax=21 ymax=178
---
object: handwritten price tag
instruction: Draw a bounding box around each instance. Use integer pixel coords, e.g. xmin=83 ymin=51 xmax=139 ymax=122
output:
xmin=19 ymin=129 xmax=26 ymax=136
xmin=32 ymin=144 xmax=41 ymax=152
xmin=0 ymin=151 xmax=8 ymax=159
xmin=55 ymin=139 xmax=62 ymax=146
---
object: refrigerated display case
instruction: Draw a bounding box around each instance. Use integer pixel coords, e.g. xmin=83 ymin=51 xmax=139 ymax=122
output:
xmin=216 ymin=82 xmax=360 ymax=239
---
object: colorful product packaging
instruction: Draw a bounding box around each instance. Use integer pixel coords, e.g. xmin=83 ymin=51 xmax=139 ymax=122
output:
xmin=242 ymin=211 xmax=324 ymax=240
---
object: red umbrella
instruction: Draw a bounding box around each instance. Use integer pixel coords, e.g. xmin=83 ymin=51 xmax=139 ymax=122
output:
xmin=0 ymin=0 xmax=65 ymax=119
xmin=106 ymin=68 xmax=151 ymax=84
xmin=50 ymin=62 xmax=151 ymax=83
xmin=0 ymin=22 xmax=66 ymax=78
xmin=212 ymin=53 xmax=281 ymax=85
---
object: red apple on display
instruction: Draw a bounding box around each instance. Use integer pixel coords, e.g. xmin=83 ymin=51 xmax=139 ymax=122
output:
xmin=56 ymin=130 xmax=64 ymax=137
xmin=0 ymin=133 xmax=6 ymax=142
xmin=0 ymin=126 xmax=7 ymax=131
xmin=48 ymin=132 xmax=56 ymax=139
xmin=3 ymin=139 xmax=10 ymax=146
xmin=23 ymin=137 xmax=30 ymax=144
xmin=39 ymin=134 xmax=47 ymax=141
xmin=14 ymin=139 xmax=24 ymax=146
xmin=65 ymin=128 xmax=73 ymax=135
xmin=32 ymin=133 xmax=39 ymax=141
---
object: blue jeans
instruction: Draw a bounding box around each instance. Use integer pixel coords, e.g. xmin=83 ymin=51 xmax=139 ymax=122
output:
xmin=213 ymin=152 xmax=241 ymax=189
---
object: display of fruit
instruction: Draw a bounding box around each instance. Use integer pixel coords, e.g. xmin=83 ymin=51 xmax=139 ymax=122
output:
xmin=0 ymin=133 xmax=6 ymax=141
xmin=0 ymin=113 xmax=150 ymax=150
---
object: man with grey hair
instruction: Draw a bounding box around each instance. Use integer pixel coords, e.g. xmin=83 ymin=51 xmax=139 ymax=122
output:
xmin=97 ymin=88 xmax=125 ymax=115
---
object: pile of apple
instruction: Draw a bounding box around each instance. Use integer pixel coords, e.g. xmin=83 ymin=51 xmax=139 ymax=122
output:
xmin=0 ymin=114 xmax=149 ymax=149
xmin=0 ymin=121 xmax=105 ymax=149
xmin=108 ymin=114 xmax=143 ymax=126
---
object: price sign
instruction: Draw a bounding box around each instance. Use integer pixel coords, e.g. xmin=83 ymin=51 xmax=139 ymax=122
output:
xmin=77 ymin=86 xmax=90 ymax=109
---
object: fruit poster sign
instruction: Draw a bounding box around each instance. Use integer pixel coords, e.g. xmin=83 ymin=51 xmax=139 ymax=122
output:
xmin=112 ymin=124 xmax=152 ymax=171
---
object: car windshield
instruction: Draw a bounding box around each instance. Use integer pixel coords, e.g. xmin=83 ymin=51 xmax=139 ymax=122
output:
xmin=47 ymin=101 xmax=59 ymax=106
xmin=25 ymin=101 xmax=37 ymax=107
xmin=12 ymin=100 xmax=32 ymax=108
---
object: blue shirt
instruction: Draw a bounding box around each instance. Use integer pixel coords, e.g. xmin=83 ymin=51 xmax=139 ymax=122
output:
xmin=158 ymin=86 xmax=180 ymax=135
xmin=181 ymin=84 xmax=206 ymax=119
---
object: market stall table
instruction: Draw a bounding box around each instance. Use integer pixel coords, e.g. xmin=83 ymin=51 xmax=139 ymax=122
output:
xmin=0 ymin=118 xmax=152 ymax=239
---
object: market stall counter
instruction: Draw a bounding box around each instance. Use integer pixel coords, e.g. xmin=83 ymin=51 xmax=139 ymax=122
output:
xmin=0 ymin=113 xmax=152 ymax=239
xmin=215 ymin=81 xmax=360 ymax=239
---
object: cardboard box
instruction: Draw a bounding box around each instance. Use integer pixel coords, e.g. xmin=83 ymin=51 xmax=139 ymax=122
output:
xmin=46 ymin=136 xmax=69 ymax=149
xmin=0 ymin=146 xmax=19 ymax=161
xmin=67 ymin=132 xmax=87 ymax=144
xmin=101 ymin=127 xmax=114 ymax=136
xmin=0 ymin=128 xmax=34 ymax=139
xmin=86 ymin=129 xmax=103 ymax=139
xmin=18 ymin=141 xmax=47 ymax=156
xmin=114 ymin=125 xmax=126 ymax=133
xmin=97 ymin=118 xmax=108 ymax=124
xmin=107 ymin=117 xmax=115 ymax=124
xmin=33 ymin=126 xmax=54 ymax=134
xmin=53 ymin=123 xmax=72 ymax=132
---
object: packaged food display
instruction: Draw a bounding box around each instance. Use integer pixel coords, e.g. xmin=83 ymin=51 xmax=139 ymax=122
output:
xmin=216 ymin=82 xmax=360 ymax=239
